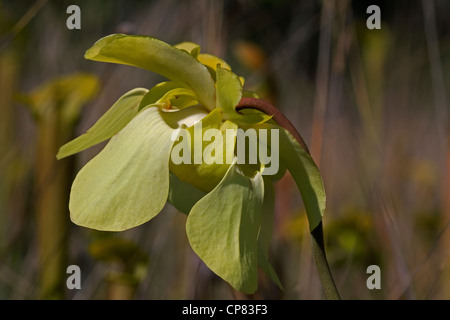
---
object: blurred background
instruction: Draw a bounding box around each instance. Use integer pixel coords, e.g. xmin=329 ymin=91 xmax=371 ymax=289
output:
xmin=0 ymin=0 xmax=449 ymax=300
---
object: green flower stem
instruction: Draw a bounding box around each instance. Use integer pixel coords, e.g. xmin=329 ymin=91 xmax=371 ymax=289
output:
xmin=311 ymin=222 xmax=340 ymax=300
xmin=236 ymin=97 xmax=341 ymax=300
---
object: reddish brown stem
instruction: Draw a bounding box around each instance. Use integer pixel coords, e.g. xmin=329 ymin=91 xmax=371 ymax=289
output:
xmin=236 ymin=97 xmax=310 ymax=154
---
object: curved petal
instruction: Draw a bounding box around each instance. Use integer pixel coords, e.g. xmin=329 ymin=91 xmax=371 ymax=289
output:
xmin=197 ymin=53 xmax=231 ymax=81
xmin=198 ymin=53 xmax=231 ymax=71
xmin=69 ymin=106 xmax=175 ymax=231
xmin=174 ymin=41 xmax=201 ymax=57
xmin=57 ymin=88 xmax=148 ymax=159
xmin=138 ymin=81 xmax=180 ymax=110
xmin=85 ymin=34 xmax=215 ymax=109
xmin=186 ymin=162 xmax=264 ymax=294
xmin=139 ymin=82 xmax=198 ymax=111
xmin=216 ymin=66 xmax=272 ymax=124
xmin=215 ymin=66 xmax=242 ymax=115
xmin=156 ymin=88 xmax=199 ymax=110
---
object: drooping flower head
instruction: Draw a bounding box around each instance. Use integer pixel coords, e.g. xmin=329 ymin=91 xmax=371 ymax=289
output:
xmin=57 ymin=34 xmax=326 ymax=294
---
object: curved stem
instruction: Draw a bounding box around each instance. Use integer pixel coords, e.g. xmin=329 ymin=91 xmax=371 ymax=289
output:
xmin=237 ymin=97 xmax=310 ymax=153
xmin=311 ymin=222 xmax=341 ymax=300
xmin=237 ymin=97 xmax=341 ymax=300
